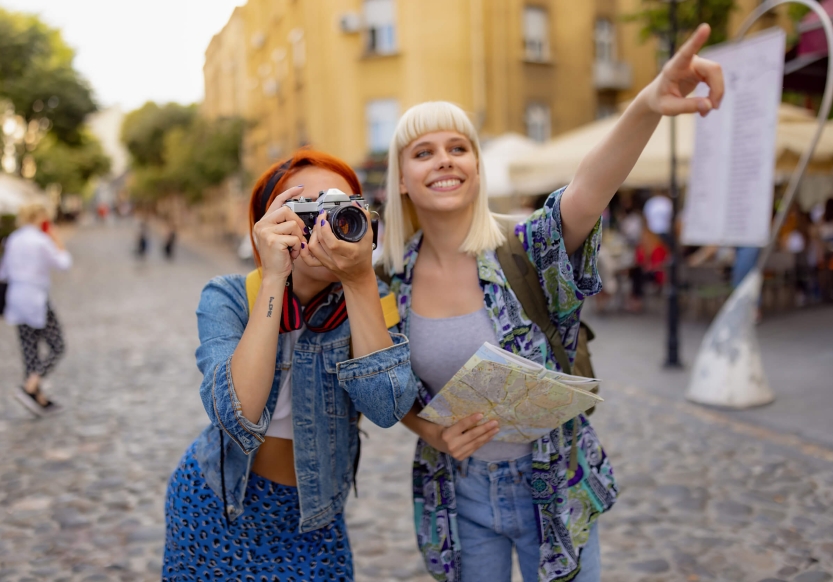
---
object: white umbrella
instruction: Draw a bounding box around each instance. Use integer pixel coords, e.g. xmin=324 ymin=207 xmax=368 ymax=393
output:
xmin=0 ymin=173 xmax=48 ymax=214
xmin=481 ymin=133 xmax=541 ymax=197
xmin=508 ymin=103 xmax=820 ymax=195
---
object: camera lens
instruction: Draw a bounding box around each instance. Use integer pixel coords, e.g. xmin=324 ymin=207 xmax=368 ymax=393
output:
xmin=328 ymin=206 xmax=368 ymax=243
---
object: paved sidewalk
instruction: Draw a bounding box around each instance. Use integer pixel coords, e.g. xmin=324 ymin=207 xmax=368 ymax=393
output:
xmin=0 ymin=222 xmax=830 ymax=582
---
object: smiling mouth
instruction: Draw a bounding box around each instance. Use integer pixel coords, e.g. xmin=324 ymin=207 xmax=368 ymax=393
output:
xmin=428 ymin=178 xmax=462 ymax=189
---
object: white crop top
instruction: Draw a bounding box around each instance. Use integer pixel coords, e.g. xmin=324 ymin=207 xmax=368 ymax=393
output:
xmin=265 ymin=325 xmax=304 ymax=439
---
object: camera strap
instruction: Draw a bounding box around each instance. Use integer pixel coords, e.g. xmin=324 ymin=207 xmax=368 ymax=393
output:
xmin=278 ymin=273 xmax=348 ymax=334
xmin=280 ymin=274 xmax=303 ymax=333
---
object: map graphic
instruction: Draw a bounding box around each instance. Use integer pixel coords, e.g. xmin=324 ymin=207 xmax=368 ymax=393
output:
xmin=418 ymin=344 xmax=603 ymax=443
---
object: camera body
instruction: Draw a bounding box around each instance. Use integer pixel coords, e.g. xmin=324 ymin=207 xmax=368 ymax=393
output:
xmin=285 ymin=189 xmax=377 ymax=248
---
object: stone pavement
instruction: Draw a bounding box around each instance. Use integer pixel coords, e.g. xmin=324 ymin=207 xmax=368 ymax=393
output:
xmin=0 ymin=222 xmax=831 ymax=582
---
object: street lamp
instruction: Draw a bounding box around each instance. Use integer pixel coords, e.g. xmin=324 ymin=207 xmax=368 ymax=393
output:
xmin=659 ymin=0 xmax=704 ymax=368
xmin=664 ymin=0 xmax=683 ymax=368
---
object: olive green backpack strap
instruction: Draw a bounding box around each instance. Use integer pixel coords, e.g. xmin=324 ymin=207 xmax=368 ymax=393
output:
xmin=492 ymin=215 xmax=574 ymax=375
xmin=374 ymin=263 xmax=392 ymax=286
xmin=494 ymin=215 xmax=591 ymax=472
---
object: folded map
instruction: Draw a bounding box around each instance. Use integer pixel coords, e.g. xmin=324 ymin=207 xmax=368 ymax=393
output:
xmin=417 ymin=342 xmax=603 ymax=443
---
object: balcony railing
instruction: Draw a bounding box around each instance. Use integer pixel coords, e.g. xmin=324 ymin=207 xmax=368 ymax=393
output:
xmin=593 ymin=60 xmax=633 ymax=91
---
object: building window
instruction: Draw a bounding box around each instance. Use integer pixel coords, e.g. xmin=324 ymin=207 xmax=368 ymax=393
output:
xmin=364 ymin=0 xmax=397 ymax=55
xmin=596 ymin=102 xmax=617 ymax=119
xmin=595 ymin=19 xmax=615 ymax=64
xmin=525 ymin=103 xmax=551 ymax=142
xmin=366 ymin=99 xmax=400 ymax=153
xmin=523 ymin=6 xmax=549 ymax=62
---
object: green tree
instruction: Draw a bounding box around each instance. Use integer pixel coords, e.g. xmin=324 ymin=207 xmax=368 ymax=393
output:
xmin=122 ymin=101 xmax=244 ymax=203
xmin=625 ymin=0 xmax=737 ymax=49
xmin=121 ymin=102 xmax=197 ymax=167
xmin=0 ymin=8 xmax=96 ymax=146
xmin=163 ymin=116 xmax=245 ymax=202
xmin=31 ymin=130 xmax=111 ymax=195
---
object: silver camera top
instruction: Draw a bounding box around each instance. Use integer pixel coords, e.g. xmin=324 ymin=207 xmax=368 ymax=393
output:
xmin=317 ymin=188 xmax=353 ymax=208
xmin=284 ymin=189 xmax=364 ymax=214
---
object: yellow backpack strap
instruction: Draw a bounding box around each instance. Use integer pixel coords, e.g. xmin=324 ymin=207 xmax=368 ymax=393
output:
xmin=380 ymin=292 xmax=400 ymax=329
xmin=245 ymin=269 xmax=262 ymax=315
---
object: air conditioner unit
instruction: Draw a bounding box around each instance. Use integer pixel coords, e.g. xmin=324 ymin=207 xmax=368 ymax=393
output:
xmin=339 ymin=12 xmax=362 ymax=34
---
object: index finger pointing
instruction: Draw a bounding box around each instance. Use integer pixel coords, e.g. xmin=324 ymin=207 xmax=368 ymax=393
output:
xmin=676 ymin=23 xmax=711 ymax=61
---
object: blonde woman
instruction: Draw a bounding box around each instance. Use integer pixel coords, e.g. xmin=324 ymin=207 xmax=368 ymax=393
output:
xmin=0 ymin=202 xmax=71 ymax=416
xmin=380 ymin=25 xmax=723 ymax=582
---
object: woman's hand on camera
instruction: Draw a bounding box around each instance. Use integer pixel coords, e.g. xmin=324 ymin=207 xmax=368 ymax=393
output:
xmin=300 ymin=203 xmax=374 ymax=285
xmin=253 ymin=185 xmax=308 ymax=281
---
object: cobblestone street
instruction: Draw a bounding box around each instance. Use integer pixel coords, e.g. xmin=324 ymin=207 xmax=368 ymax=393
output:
xmin=1 ymin=222 xmax=832 ymax=582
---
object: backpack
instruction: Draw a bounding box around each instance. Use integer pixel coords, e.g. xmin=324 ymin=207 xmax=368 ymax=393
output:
xmin=492 ymin=215 xmax=598 ymax=415
xmin=375 ymin=216 xmax=598 ymax=415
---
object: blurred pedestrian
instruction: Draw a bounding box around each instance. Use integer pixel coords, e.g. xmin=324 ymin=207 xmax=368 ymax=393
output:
xmin=161 ymin=150 xmax=416 ymax=581
xmin=618 ymin=200 xmax=644 ymax=248
xmin=135 ymin=221 xmax=149 ymax=259
xmin=0 ymin=202 xmax=71 ymax=416
xmin=380 ymin=22 xmax=723 ymax=582
xmin=643 ymin=191 xmax=673 ymax=248
xmin=819 ymin=199 xmax=833 ymax=245
xmin=163 ymin=224 xmax=176 ymax=261
xmin=817 ymin=199 xmax=833 ymax=300
xmin=627 ymin=218 xmax=669 ymax=313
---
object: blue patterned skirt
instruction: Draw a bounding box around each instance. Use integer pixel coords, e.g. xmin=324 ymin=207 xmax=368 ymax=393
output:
xmin=162 ymin=443 xmax=353 ymax=581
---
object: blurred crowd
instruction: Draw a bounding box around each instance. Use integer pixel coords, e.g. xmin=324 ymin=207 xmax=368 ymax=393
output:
xmin=589 ymin=193 xmax=833 ymax=318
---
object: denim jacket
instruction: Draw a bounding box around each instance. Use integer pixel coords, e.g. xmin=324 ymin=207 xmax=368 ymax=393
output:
xmin=191 ymin=274 xmax=417 ymax=532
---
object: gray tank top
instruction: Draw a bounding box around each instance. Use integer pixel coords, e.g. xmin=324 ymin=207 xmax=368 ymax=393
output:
xmin=409 ymin=309 xmax=532 ymax=461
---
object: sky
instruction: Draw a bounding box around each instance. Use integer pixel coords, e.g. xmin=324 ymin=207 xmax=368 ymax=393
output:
xmin=2 ymin=0 xmax=246 ymax=111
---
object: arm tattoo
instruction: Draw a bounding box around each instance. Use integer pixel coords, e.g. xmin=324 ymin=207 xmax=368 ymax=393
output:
xmin=267 ymin=296 xmax=275 ymax=318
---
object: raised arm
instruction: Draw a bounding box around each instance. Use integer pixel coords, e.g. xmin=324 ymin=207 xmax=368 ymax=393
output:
xmin=303 ymin=206 xmax=416 ymax=426
xmin=43 ymin=228 xmax=72 ymax=271
xmin=230 ymin=188 xmax=306 ymax=424
xmin=560 ymin=23 xmax=724 ymax=254
xmin=301 ymin=204 xmax=393 ymax=356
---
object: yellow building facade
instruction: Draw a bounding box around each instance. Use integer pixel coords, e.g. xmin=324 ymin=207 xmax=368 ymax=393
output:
xmin=205 ymin=0 xmax=792 ymax=183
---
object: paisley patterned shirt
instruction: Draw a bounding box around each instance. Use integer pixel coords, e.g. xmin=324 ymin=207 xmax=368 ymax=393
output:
xmin=389 ymin=187 xmax=618 ymax=582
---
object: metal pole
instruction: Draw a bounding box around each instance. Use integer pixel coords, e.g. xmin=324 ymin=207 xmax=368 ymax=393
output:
xmin=666 ymin=0 xmax=683 ymax=368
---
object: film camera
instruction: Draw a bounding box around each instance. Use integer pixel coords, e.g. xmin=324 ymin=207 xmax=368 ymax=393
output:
xmin=284 ymin=189 xmax=378 ymax=248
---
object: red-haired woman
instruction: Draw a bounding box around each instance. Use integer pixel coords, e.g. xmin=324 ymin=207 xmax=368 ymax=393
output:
xmin=162 ymin=149 xmax=417 ymax=581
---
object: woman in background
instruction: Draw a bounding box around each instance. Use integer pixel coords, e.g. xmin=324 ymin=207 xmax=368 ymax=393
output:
xmin=0 ymin=202 xmax=71 ymax=416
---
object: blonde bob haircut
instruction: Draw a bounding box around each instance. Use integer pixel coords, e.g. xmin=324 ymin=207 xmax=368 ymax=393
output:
xmin=16 ymin=201 xmax=50 ymax=228
xmin=381 ymin=101 xmax=505 ymax=274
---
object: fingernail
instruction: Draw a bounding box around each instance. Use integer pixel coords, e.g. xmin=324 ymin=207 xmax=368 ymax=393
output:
xmin=698 ymin=100 xmax=712 ymax=115
xmin=296 ymin=184 xmax=304 ymax=188
xmin=301 ymin=242 xmax=305 ymax=249
xmin=319 ymin=209 xmax=325 ymax=214
xmin=320 ymin=219 xmax=326 ymax=226
xmin=303 ymin=227 xmax=309 ymax=234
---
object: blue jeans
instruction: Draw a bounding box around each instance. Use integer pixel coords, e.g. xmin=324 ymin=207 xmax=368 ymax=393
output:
xmin=454 ymin=455 xmax=601 ymax=582
xmin=733 ymin=246 xmax=761 ymax=288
